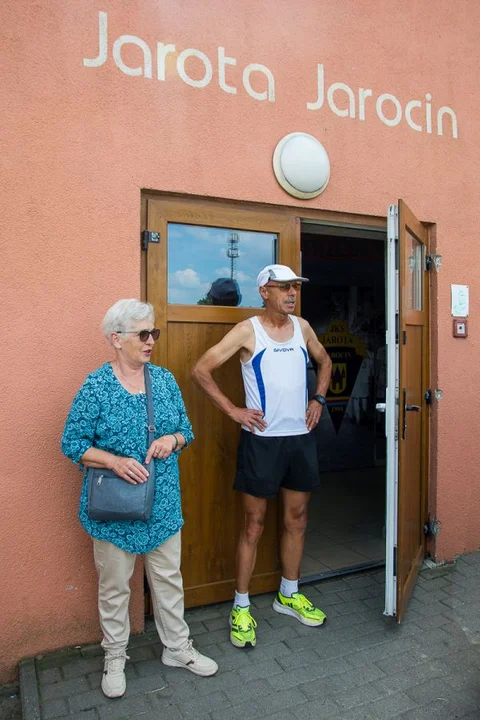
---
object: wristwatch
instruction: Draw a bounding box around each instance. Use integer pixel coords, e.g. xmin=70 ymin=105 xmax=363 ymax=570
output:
xmin=312 ymin=394 xmax=327 ymax=406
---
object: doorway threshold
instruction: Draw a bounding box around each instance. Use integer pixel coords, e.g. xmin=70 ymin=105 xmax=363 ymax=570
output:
xmin=300 ymin=558 xmax=385 ymax=585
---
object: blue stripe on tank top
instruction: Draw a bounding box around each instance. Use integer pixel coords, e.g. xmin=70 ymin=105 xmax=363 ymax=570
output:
xmin=251 ymin=348 xmax=267 ymax=415
xmin=301 ymin=346 xmax=309 ymax=407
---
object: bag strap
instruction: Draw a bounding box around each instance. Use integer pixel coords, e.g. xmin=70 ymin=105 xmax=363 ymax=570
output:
xmin=144 ymin=365 xmax=155 ymax=446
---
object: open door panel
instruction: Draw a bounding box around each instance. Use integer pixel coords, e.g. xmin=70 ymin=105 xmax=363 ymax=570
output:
xmin=384 ymin=201 xmax=429 ymax=622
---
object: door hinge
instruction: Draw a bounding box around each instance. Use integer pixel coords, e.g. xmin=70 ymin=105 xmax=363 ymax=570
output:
xmin=426 ymin=254 xmax=442 ymax=272
xmin=425 ymin=389 xmax=433 ymax=405
xmin=393 ymin=546 xmax=397 ymax=577
xmin=141 ymin=230 xmax=160 ymax=251
xmin=424 ymin=517 xmax=441 ymax=537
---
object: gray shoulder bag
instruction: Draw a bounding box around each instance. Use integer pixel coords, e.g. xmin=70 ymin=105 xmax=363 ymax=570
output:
xmin=87 ymin=365 xmax=156 ymax=522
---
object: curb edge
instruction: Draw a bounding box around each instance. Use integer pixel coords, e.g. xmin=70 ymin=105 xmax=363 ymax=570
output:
xmin=19 ymin=659 xmax=41 ymax=720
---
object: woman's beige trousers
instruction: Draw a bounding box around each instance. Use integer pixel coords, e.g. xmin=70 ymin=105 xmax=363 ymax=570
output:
xmin=93 ymin=531 xmax=190 ymax=655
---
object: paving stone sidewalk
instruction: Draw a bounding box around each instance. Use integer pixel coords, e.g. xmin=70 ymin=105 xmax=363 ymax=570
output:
xmin=18 ymin=552 xmax=480 ymax=720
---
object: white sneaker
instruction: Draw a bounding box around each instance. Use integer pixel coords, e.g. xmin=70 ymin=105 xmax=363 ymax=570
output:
xmin=162 ymin=639 xmax=218 ymax=677
xmin=101 ymin=653 xmax=128 ymax=698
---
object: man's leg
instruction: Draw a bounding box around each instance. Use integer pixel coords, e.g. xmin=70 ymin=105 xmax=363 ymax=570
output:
xmin=230 ymin=493 xmax=267 ymax=648
xmin=273 ymin=488 xmax=327 ymax=626
xmin=279 ymin=488 xmax=309 ymax=582
xmin=236 ymin=492 xmax=268 ymax=592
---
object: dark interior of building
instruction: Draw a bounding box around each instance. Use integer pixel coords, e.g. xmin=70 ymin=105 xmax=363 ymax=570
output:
xmin=300 ymin=224 xmax=387 ymax=580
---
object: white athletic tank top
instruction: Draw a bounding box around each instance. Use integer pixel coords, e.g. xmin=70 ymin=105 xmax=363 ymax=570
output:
xmin=241 ymin=315 xmax=309 ymax=437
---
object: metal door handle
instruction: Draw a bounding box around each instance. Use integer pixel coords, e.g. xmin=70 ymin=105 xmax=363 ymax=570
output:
xmin=403 ymin=389 xmax=421 ymax=439
xmin=375 ymin=403 xmax=386 ymax=413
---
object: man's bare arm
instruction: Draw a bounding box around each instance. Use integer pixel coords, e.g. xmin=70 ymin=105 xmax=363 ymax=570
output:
xmin=303 ymin=324 xmax=332 ymax=396
xmin=299 ymin=318 xmax=332 ymax=430
xmin=191 ymin=320 xmax=267 ymax=433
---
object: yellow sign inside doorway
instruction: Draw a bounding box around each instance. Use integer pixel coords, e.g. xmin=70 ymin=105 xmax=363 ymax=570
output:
xmin=318 ymin=320 xmax=367 ymax=432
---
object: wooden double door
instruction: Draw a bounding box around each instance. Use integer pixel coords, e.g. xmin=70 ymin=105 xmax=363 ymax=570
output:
xmin=143 ymin=195 xmax=299 ymax=607
xmin=143 ymin=193 xmax=431 ymax=620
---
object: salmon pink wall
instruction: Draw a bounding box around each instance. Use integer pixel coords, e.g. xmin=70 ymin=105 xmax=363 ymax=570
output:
xmin=1 ymin=0 xmax=479 ymax=682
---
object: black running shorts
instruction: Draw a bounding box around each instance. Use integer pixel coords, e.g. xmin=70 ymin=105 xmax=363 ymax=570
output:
xmin=233 ymin=430 xmax=320 ymax=498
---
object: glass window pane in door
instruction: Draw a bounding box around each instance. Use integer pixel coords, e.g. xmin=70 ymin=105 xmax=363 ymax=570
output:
xmin=167 ymin=223 xmax=277 ymax=307
xmin=405 ymin=231 xmax=423 ymax=311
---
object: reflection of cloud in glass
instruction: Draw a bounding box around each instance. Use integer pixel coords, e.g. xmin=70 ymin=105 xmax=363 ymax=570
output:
xmin=173 ymin=268 xmax=202 ymax=287
xmin=168 ymin=280 xmax=211 ymax=304
xmin=215 ymin=267 xmax=253 ymax=283
xmin=167 ymin=223 xmax=276 ymax=307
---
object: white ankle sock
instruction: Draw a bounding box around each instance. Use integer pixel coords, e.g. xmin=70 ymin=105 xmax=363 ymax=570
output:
xmin=280 ymin=577 xmax=298 ymax=597
xmin=234 ymin=590 xmax=250 ymax=609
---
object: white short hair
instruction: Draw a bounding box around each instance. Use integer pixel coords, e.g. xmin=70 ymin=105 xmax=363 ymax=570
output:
xmin=102 ymin=299 xmax=155 ymax=339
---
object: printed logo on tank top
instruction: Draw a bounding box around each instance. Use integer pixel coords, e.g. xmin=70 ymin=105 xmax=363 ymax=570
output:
xmin=273 ymin=347 xmax=294 ymax=352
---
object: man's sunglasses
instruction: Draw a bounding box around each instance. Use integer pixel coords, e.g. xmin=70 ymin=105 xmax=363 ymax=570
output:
xmin=115 ymin=329 xmax=161 ymax=342
xmin=265 ymin=282 xmax=302 ymax=291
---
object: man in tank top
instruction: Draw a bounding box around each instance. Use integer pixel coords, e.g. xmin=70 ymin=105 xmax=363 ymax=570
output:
xmin=192 ymin=264 xmax=332 ymax=649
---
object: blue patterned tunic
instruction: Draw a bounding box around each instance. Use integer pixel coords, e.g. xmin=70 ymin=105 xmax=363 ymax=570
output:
xmin=61 ymin=363 xmax=194 ymax=554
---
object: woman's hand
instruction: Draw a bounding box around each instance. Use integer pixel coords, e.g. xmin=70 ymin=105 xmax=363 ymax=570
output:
xmin=110 ymin=456 xmax=150 ymax=485
xmin=145 ymin=435 xmax=177 ymax=463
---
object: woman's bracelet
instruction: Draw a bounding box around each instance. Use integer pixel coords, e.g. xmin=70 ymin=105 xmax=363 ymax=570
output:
xmin=171 ymin=434 xmax=179 ymax=451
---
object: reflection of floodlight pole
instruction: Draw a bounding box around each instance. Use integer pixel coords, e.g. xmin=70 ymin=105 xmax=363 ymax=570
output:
xmin=227 ymin=232 xmax=239 ymax=279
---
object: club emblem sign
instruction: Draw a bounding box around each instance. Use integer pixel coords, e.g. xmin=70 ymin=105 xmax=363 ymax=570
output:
xmin=330 ymin=362 xmax=347 ymax=395
xmin=319 ymin=320 xmax=367 ymax=433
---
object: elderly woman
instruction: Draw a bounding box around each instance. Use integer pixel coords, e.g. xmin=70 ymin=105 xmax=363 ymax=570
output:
xmin=61 ymin=299 xmax=217 ymax=699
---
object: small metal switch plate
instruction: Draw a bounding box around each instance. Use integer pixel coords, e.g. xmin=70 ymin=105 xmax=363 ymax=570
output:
xmin=453 ymin=318 xmax=468 ymax=338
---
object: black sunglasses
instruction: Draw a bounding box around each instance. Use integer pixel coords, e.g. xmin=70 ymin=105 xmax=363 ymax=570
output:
xmin=115 ymin=329 xmax=161 ymax=342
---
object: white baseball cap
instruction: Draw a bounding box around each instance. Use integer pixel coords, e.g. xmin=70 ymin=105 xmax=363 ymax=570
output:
xmin=256 ymin=264 xmax=309 ymax=288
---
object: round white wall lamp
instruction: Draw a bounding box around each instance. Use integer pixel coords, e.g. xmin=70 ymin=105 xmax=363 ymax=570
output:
xmin=273 ymin=132 xmax=330 ymax=199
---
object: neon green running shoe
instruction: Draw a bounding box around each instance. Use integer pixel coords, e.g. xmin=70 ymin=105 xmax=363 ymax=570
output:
xmin=272 ymin=591 xmax=327 ymax=627
xmin=229 ymin=606 xmax=257 ymax=648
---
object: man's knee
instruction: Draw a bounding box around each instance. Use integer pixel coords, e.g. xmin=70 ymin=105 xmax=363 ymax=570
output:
xmin=242 ymin=513 xmax=266 ymax=545
xmin=239 ymin=494 xmax=267 ymax=545
xmin=284 ymin=505 xmax=308 ymax=534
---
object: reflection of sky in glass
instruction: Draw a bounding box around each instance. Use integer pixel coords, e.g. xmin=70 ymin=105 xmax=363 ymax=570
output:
xmin=167 ymin=224 xmax=277 ymax=307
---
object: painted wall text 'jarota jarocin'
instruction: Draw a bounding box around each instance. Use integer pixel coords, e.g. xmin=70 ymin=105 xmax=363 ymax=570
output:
xmin=85 ymin=11 xmax=458 ymax=139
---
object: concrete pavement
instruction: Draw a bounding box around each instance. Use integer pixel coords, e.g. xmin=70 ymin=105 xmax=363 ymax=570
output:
xmin=17 ymin=551 xmax=480 ymax=720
